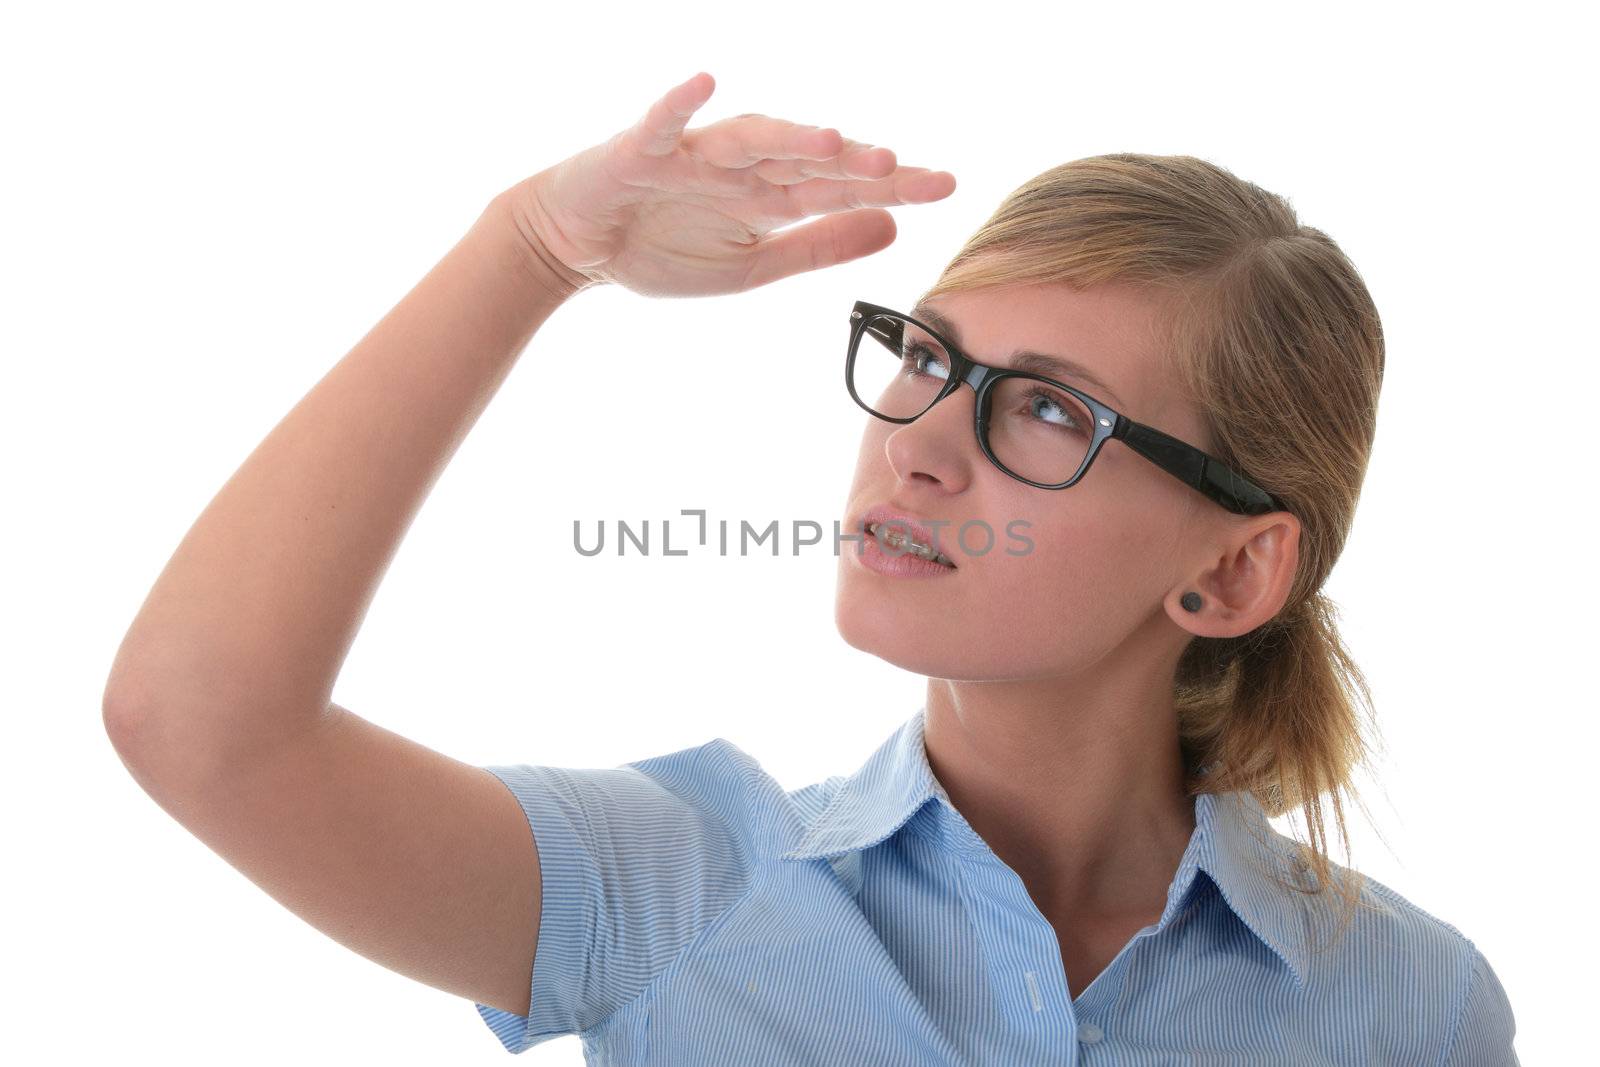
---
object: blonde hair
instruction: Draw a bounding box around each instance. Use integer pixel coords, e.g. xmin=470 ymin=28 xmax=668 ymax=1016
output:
xmin=915 ymin=153 xmax=1389 ymax=948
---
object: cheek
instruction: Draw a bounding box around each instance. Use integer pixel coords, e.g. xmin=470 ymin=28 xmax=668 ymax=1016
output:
xmin=847 ymin=423 xmax=891 ymax=483
xmin=980 ymin=523 xmax=1121 ymax=627
xmin=976 ymin=506 xmax=1170 ymax=627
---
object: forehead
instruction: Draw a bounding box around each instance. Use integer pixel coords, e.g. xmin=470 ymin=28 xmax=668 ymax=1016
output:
xmin=915 ymin=283 xmax=1173 ymax=413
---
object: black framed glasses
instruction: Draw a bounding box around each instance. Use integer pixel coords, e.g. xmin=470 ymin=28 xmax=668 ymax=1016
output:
xmin=846 ymin=300 xmax=1288 ymax=516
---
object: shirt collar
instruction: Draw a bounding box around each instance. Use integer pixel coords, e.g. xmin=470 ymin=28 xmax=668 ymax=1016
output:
xmin=780 ymin=707 xmax=1310 ymax=989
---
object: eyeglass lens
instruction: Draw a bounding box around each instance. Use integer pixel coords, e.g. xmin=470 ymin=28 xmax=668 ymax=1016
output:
xmin=851 ymin=313 xmax=1095 ymax=485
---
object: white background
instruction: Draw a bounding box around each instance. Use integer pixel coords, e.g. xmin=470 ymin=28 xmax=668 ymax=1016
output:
xmin=5 ymin=1 xmax=1590 ymax=1062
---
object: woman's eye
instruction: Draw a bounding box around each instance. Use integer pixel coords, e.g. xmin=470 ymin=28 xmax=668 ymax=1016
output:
xmin=902 ymin=344 xmax=949 ymax=379
xmin=1021 ymin=387 xmax=1083 ymax=432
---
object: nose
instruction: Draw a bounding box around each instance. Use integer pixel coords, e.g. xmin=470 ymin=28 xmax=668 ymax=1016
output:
xmin=883 ymin=384 xmax=978 ymax=493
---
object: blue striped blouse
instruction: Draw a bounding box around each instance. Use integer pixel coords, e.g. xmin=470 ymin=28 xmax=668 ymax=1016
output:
xmin=473 ymin=707 xmax=1518 ymax=1064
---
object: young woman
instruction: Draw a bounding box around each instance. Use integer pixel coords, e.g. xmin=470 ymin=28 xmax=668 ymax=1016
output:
xmin=103 ymin=73 xmax=1518 ymax=1064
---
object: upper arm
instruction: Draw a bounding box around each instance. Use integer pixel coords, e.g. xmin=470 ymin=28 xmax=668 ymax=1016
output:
xmin=113 ymin=701 xmax=545 ymax=1020
xmin=112 ymin=703 xmax=762 ymax=1055
xmin=1440 ymin=944 xmax=1519 ymax=1067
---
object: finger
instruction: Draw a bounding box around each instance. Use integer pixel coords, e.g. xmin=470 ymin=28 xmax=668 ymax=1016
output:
xmin=779 ymin=167 xmax=958 ymax=216
xmin=685 ymin=114 xmax=882 ymax=171
xmin=748 ymin=138 xmax=899 ymax=184
xmin=741 ymin=208 xmax=898 ymax=291
xmin=628 ymin=72 xmax=717 ymax=158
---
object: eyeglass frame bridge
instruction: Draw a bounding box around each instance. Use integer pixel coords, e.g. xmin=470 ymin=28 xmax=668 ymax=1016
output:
xmin=847 ymin=300 xmax=1288 ymax=517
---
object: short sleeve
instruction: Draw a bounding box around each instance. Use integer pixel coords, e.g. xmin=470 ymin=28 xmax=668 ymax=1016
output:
xmin=1440 ymin=944 xmax=1519 ymax=1066
xmin=471 ymin=741 xmax=760 ymax=1054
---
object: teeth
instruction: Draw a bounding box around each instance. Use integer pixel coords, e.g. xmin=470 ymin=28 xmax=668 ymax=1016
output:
xmin=867 ymin=522 xmax=955 ymax=567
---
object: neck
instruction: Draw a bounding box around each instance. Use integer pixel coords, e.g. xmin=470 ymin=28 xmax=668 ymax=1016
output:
xmin=921 ymin=646 xmax=1197 ymax=920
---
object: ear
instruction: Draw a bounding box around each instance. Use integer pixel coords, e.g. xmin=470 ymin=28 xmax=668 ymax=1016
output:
xmin=1167 ymin=512 xmax=1301 ymax=638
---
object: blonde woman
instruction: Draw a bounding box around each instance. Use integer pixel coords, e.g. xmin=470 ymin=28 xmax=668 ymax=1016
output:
xmin=104 ymin=73 xmax=1517 ymax=1065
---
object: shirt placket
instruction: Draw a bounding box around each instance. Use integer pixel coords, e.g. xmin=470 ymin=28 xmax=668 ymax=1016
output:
xmin=938 ymin=803 xmax=1113 ymax=1066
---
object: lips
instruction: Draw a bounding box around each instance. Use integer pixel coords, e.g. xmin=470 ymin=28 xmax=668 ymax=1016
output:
xmin=860 ymin=504 xmax=958 ymax=568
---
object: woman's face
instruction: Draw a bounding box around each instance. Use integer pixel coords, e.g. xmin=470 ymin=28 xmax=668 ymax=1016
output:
xmin=835 ymin=281 xmax=1223 ymax=681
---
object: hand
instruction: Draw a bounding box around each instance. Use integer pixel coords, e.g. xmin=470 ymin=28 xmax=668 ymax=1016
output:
xmin=496 ymin=72 xmax=956 ymax=300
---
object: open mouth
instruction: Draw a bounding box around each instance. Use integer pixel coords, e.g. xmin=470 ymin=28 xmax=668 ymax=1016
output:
xmin=865 ymin=521 xmax=957 ymax=568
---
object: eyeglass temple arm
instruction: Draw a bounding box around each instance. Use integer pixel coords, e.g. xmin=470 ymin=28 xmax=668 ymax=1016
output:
xmin=1114 ymin=418 xmax=1283 ymax=517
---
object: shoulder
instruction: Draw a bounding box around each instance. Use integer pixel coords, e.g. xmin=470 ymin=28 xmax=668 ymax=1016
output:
xmin=1342 ymin=865 xmax=1477 ymax=957
xmin=1351 ymin=870 xmax=1512 ymax=1000
xmin=1298 ymin=861 xmax=1517 ymax=1061
xmin=620 ymin=734 xmax=772 ymax=800
xmin=1341 ymin=865 xmax=1496 ymax=985
xmin=1249 ymin=818 xmax=1482 ymax=978
xmin=608 ymin=735 xmax=824 ymax=862
xmin=501 ymin=734 xmax=852 ymax=867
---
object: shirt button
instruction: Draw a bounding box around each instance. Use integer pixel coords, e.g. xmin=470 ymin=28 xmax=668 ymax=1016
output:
xmin=1077 ymin=1022 xmax=1104 ymax=1044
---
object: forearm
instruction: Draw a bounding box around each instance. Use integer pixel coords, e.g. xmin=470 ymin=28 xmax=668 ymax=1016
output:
xmin=104 ymin=191 xmax=576 ymax=769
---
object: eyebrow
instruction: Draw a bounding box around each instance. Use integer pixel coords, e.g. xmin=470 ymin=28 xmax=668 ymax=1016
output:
xmin=908 ymin=303 xmax=1127 ymax=408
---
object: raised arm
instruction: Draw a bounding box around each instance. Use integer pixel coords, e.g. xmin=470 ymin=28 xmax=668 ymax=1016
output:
xmin=100 ymin=71 xmax=953 ymax=1022
xmin=102 ymin=191 xmax=580 ymax=776
xmin=100 ymin=189 xmax=582 ymax=1015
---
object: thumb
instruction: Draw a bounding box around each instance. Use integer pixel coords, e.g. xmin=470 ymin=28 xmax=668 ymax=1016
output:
xmin=741 ymin=208 xmax=898 ymax=291
xmin=629 ymin=72 xmax=716 ymax=158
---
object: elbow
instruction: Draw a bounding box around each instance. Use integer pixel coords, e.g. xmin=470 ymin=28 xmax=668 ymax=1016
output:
xmin=101 ymin=650 xmax=199 ymax=787
xmin=102 ymin=672 xmax=175 ymax=785
xmin=102 ymin=643 xmax=170 ymax=755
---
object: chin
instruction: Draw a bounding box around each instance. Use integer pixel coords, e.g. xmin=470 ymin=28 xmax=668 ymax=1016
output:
xmin=833 ymin=593 xmax=963 ymax=679
xmin=835 ymin=586 xmax=1078 ymax=683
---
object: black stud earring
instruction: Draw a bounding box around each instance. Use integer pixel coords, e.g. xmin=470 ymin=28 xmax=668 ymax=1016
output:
xmin=1181 ymin=591 xmax=1203 ymax=613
